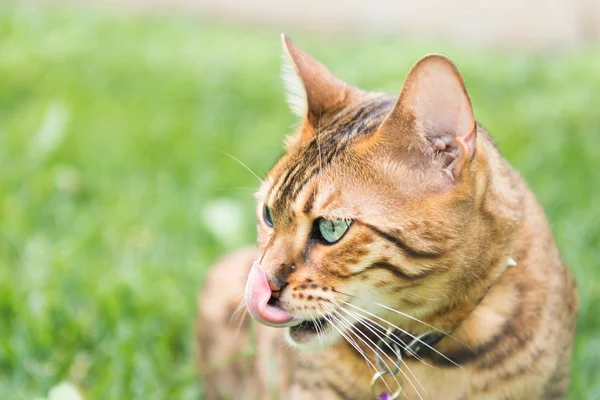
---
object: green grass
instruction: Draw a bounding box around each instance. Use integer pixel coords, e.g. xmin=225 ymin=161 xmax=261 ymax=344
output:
xmin=0 ymin=3 xmax=599 ymax=399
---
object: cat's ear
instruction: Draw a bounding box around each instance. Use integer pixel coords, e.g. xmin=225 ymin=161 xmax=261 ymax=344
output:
xmin=379 ymin=54 xmax=476 ymax=179
xmin=280 ymin=34 xmax=358 ymax=128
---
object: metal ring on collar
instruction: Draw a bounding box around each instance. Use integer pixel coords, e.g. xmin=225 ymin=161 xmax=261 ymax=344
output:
xmin=370 ymin=371 xmax=402 ymax=400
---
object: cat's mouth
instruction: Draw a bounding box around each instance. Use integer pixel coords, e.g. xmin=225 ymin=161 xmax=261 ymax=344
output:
xmin=286 ymin=315 xmax=331 ymax=344
xmin=293 ymin=316 xmax=329 ymax=333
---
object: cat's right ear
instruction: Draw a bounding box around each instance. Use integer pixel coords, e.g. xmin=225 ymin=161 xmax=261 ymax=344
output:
xmin=378 ymin=54 xmax=477 ymax=180
xmin=280 ymin=34 xmax=358 ymax=133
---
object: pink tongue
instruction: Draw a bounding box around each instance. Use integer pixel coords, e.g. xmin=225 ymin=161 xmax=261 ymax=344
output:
xmin=245 ymin=262 xmax=295 ymax=327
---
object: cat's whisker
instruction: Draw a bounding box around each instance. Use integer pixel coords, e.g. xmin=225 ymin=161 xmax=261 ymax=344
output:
xmin=337 ymin=299 xmax=462 ymax=368
xmin=328 ymin=309 xmax=412 ymax=400
xmin=218 ymin=150 xmax=263 ymax=183
xmin=332 ymin=299 xmax=435 ymax=369
xmin=322 ymin=306 xmax=397 ymax=396
xmin=334 ymin=289 xmax=472 ymax=351
xmin=229 ymin=297 xmax=247 ymax=326
xmin=318 ymin=310 xmax=379 ymax=377
xmin=229 ymin=297 xmax=250 ymax=341
xmin=371 ymin=299 xmax=475 ymax=352
xmin=321 ymin=310 xmax=367 ymax=368
xmin=319 ymin=307 xmax=362 ymax=355
xmin=258 ymin=234 xmax=277 ymax=264
xmin=329 ymin=305 xmax=422 ymax=400
xmin=341 ymin=299 xmax=459 ymax=367
xmin=333 ymin=289 xmax=448 ymax=336
xmin=232 ymin=309 xmax=248 ymax=342
xmin=355 ymin=310 xmax=437 ymax=370
xmin=314 ymin=313 xmax=328 ymax=350
xmin=210 ymin=187 xmax=258 ymax=192
xmin=336 ymin=305 xmax=429 ymax=396
xmin=307 ymin=309 xmax=325 ymax=352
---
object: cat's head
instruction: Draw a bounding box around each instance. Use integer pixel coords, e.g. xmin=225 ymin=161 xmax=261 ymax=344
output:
xmin=245 ymin=35 xmax=521 ymax=350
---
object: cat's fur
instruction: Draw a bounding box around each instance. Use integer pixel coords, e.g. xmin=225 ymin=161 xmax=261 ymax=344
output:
xmin=197 ymin=35 xmax=578 ymax=399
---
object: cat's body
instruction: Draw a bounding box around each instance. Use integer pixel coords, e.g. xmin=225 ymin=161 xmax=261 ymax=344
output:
xmin=197 ymin=36 xmax=577 ymax=399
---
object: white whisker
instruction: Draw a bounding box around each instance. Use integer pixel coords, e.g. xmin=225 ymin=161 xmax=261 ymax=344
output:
xmin=211 ymin=187 xmax=258 ymax=192
xmin=232 ymin=309 xmax=248 ymax=342
xmin=325 ymin=309 xmax=398 ymax=392
xmin=218 ymin=150 xmax=263 ymax=183
xmin=334 ymin=289 xmax=450 ymax=337
xmin=335 ymin=300 xmax=436 ymax=369
xmin=357 ymin=311 xmax=437 ymax=370
xmin=333 ymin=289 xmax=471 ymax=350
xmin=335 ymin=290 xmax=472 ymax=351
xmin=336 ymin=304 xmax=428 ymax=396
xmin=329 ymin=306 xmax=420 ymax=400
xmin=317 ymin=310 xmax=378 ymax=376
xmin=229 ymin=298 xmax=247 ymax=326
xmin=307 ymin=309 xmax=325 ymax=352
xmin=338 ymin=299 xmax=462 ymax=368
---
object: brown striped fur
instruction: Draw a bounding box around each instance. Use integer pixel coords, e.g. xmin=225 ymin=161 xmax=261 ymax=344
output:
xmin=197 ymin=36 xmax=577 ymax=399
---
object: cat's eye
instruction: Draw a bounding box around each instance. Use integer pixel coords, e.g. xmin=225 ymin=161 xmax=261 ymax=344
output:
xmin=317 ymin=218 xmax=351 ymax=244
xmin=263 ymin=205 xmax=274 ymax=227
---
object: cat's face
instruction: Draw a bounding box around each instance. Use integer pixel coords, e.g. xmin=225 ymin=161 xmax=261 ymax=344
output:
xmin=245 ymin=35 xmax=510 ymax=350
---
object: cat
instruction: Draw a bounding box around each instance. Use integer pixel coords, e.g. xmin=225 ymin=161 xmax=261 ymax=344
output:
xmin=197 ymin=35 xmax=578 ymax=400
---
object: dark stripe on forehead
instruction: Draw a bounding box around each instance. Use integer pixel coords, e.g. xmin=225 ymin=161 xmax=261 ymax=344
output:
xmin=274 ymin=157 xmax=306 ymax=200
xmin=326 ymin=97 xmax=394 ymax=138
xmin=303 ymin=190 xmax=316 ymax=214
xmin=271 ymin=95 xmax=396 ymax=209
xmin=327 ymin=96 xmax=395 ymax=130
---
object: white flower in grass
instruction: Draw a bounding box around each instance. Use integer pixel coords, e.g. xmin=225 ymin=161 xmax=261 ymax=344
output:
xmin=202 ymin=198 xmax=245 ymax=246
xmin=47 ymin=381 xmax=83 ymax=400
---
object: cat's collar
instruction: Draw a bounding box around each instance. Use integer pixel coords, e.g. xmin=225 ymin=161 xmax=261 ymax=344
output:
xmin=370 ymin=329 xmax=444 ymax=399
xmin=389 ymin=330 xmax=444 ymax=359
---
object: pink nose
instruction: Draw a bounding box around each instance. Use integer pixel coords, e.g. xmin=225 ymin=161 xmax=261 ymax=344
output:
xmin=245 ymin=262 xmax=296 ymax=327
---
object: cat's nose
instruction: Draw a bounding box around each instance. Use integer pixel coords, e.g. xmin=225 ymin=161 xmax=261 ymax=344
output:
xmin=268 ymin=277 xmax=284 ymax=292
xmin=267 ymin=263 xmax=296 ymax=296
xmin=245 ymin=262 xmax=296 ymax=327
xmin=267 ymin=275 xmax=288 ymax=299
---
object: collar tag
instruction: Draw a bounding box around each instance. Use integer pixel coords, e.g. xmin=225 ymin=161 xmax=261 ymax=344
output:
xmin=506 ymin=257 xmax=517 ymax=268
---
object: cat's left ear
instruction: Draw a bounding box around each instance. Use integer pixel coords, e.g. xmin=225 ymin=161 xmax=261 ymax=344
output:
xmin=280 ymin=34 xmax=358 ymax=130
xmin=379 ymin=54 xmax=477 ymax=180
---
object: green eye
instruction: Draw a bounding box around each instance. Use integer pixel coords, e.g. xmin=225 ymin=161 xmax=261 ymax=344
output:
xmin=263 ymin=205 xmax=274 ymax=227
xmin=317 ymin=218 xmax=351 ymax=244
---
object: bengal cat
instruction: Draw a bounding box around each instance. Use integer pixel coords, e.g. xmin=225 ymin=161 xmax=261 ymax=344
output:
xmin=197 ymin=35 xmax=578 ymax=400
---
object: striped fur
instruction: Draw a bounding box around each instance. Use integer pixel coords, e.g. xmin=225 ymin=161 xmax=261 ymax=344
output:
xmin=197 ymin=38 xmax=577 ymax=399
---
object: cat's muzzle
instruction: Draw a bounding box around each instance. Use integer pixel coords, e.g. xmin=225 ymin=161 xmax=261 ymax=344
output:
xmin=245 ymin=262 xmax=299 ymax=327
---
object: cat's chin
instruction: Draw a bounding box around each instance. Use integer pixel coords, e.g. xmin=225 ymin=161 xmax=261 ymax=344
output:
xmin=284 ymin=317 xmax=341 ymax=350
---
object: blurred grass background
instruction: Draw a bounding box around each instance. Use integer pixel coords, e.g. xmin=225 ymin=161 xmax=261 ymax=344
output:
xmin=0 ymin=2 xmax=599 ymax=399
